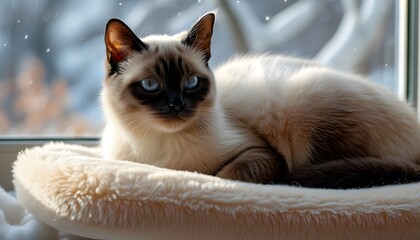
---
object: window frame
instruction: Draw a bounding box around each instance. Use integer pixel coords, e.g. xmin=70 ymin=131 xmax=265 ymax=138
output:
xmin=407 ymin=0 xmax=418 ymax=109
xmin=0 ymin=1 xmax=418 ymax=191
xmin=414 ymin=0 xmax=420 ymax=118
xmin=0 ymin=138 xmax=98 ymax=191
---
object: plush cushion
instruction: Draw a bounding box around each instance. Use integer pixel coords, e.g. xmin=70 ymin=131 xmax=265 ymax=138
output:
xmin=13 ymin=142 xmax=420 ymax=240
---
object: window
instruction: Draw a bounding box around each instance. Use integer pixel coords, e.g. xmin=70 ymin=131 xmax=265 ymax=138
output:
xmin=0 ymin=0 xmax=404 ymax=137
xmin=0 ymin=0 xmax=417 ymax=190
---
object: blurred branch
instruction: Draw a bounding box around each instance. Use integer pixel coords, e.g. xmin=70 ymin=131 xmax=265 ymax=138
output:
xmin=165 ymin=0 xmax=217 ymax=34
xmin=218 ymin=0 xmax=249 ymax=53
xmin=218 ymin=0 xmax=325 ymax=52
xmin=315 ymin=0 xmax=394 ymax=72
xmin=126 ymin=0 xmax=167 ymax=29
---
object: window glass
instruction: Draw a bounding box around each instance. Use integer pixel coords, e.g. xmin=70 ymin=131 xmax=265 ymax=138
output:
xmin=0 ymin=0 xmax=398 ymax=136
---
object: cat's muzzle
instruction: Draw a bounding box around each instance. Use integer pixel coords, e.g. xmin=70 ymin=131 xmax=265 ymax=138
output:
xmin=168 ymin=92 xmax=185 ymax=112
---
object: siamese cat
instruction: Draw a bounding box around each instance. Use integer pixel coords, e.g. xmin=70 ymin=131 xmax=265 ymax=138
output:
xmin=101 ymin=13 xmax=420 ymax=189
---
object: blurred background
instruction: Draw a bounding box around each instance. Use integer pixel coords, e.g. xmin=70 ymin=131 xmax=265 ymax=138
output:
xmin=0 ymin=0 xmax=398 ymax=136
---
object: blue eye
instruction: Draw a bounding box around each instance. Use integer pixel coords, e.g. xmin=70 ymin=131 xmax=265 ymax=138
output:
xmin=141 ymin=78 xmax=160 ymax=92
xmin=184 ymin=76 xmax=199 ymax=90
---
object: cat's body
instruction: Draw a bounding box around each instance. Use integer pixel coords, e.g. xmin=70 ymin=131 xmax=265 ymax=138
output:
xmin=101 ymin=13 xmax=420 ymax=188
xmin=216 ymin=55 xmax=420 ymax=170
xmin=215 ymin=54 xmax=420 ymax=187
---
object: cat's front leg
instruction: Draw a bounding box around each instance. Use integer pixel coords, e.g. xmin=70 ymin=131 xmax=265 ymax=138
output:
xmin=216 ymin=147 xmax=288 ymax=184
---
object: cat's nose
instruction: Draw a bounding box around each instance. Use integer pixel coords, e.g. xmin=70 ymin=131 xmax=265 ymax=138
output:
xmin=169 ymin=102 xmax=184 ymax=112
xmin=168 ymin=93 xmax=185 ymax=112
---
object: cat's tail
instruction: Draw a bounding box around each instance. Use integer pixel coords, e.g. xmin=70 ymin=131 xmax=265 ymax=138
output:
xmin=281 ymin=157 xmax=420 ymax=189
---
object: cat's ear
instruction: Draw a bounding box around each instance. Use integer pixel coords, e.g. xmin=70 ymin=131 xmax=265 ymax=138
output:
xmin=105 ymin=19 xmax=148 ymax=63
xmin=182 ymin=13 xmax=215 ymax=62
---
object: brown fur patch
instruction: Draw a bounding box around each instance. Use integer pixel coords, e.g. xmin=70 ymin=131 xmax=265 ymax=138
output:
xmin=282 ymin=157 xmax=420 ymax=189
xmin=307 ymin=106 xmax=374 ymax=163
xmin=217 ymin=147 xmax=288 ymax=184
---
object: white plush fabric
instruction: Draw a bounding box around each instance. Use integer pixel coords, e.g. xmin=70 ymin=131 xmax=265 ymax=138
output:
xmin=13 ymin=142 xmax=420 ymax=240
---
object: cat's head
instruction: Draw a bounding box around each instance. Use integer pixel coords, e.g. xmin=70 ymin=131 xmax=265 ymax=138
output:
xmin=102 ymin=13 xmax=216 ymax=133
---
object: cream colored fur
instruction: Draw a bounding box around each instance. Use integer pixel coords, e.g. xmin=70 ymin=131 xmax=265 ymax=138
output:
xmin=215 ymin=55 xmax=420 ymax=170
xmin=101 ymin=35 xmax=267 ymax=175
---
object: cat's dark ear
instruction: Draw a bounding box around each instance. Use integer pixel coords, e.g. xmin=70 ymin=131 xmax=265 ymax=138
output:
xmin=105 ymin=19 xmax=148 ymax=64
xmin=182 ymin=13 xmax=215 ymax=62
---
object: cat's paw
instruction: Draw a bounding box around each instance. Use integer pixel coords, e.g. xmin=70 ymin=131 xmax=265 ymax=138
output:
xmin=216 ymin=147 xmax=288 ymax=184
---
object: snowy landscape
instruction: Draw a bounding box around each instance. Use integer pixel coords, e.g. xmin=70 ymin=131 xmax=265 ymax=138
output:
xmin=0 ymin=0 xmax=397 ymax=136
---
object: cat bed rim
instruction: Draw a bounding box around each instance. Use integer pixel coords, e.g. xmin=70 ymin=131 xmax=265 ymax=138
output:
xmin=12 ymin=142 xmax=420 ymax=240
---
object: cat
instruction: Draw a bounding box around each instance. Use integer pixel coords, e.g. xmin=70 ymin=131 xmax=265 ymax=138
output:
xmin=100 ymin=12 xmax=420 ymax=189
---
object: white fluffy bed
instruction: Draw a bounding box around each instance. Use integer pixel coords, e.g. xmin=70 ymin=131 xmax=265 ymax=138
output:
xmin=10 ymin=142 xmax=420 ymax=239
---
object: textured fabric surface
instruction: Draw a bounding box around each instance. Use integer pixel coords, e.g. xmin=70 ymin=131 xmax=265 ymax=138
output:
xmin=13 ymin=142 xmax=420 ymax=240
